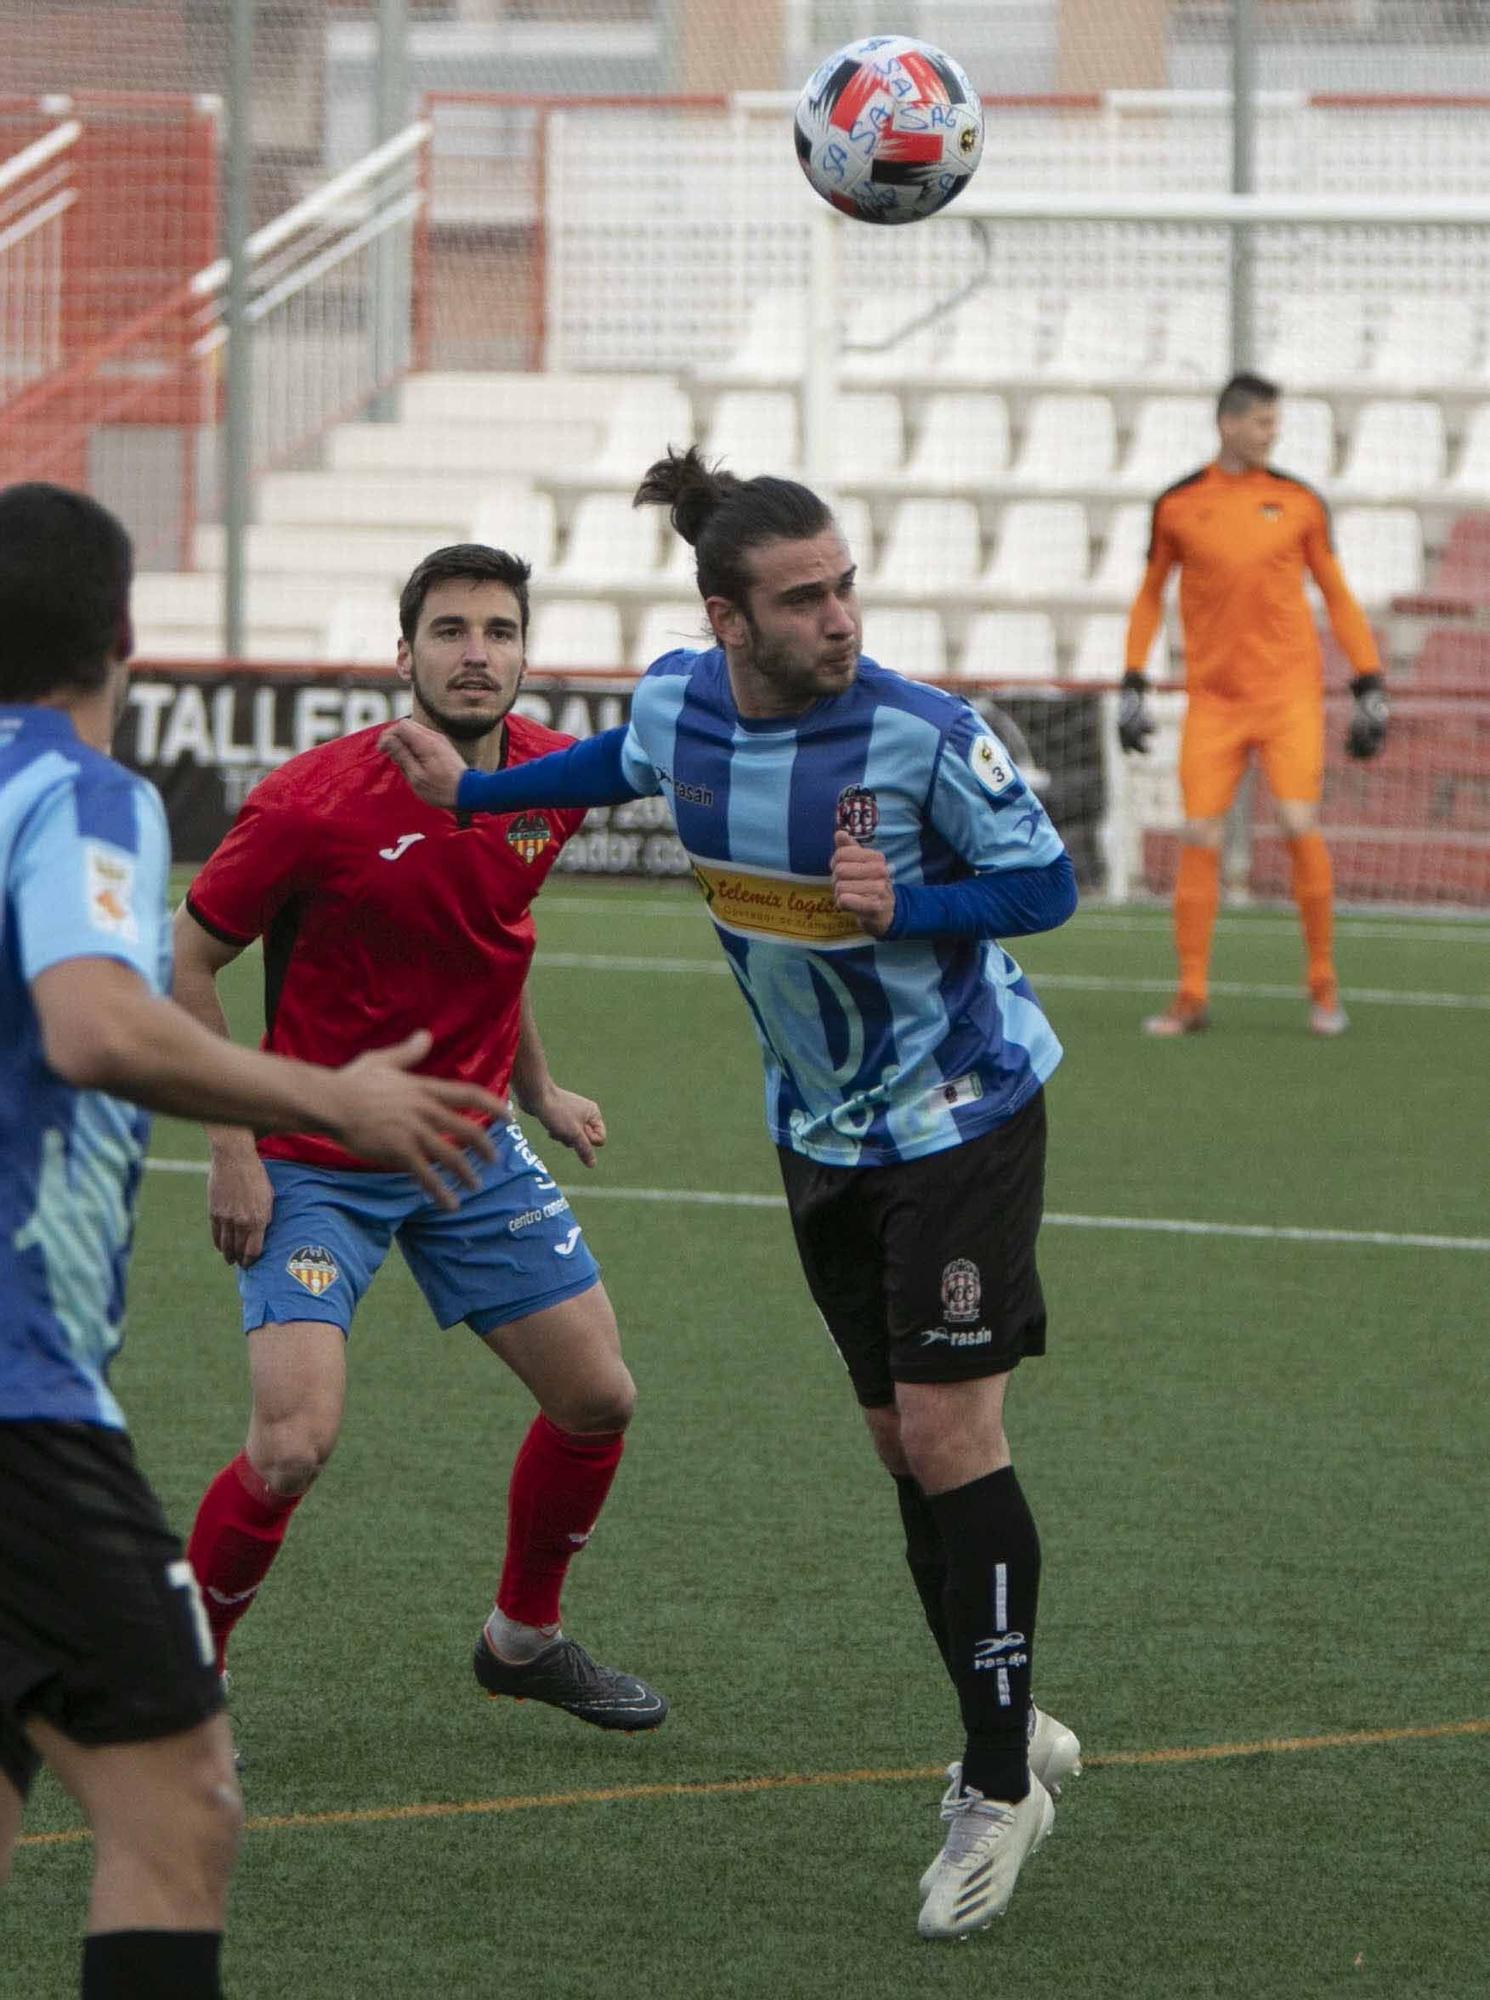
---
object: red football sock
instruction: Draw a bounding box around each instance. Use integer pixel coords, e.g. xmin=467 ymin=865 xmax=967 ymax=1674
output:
xmin=186 ymin=1452 xmax=303 ymax=1673
xmin=496 ymin=1416 xmax=625 ymax=1630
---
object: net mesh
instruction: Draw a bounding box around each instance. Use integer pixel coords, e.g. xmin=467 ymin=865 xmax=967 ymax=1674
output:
xmin=1 ymin=2 xmax=1488 ymax=904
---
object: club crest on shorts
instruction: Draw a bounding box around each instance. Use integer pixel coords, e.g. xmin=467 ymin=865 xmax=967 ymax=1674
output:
xmin=287 ymin=1245 xmax=339 ymax=1296
xmin=506 ymin=811 xmax=554 ymax=864
xmin=835 ymin=784 xmax=879 ymax=839
xmin=941 ymin=1257 xmax=982 ymax=1325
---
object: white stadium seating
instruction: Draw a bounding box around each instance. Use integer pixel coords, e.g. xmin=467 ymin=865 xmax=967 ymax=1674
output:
xmin=959 ymin=611 xmax=1059 ymax=682
xmin=1043 ymin=295 xmax=1153 ymax=386
xmin=527 ymin=600 xmax=624 ymax=671
xmin=1081 ymin=504 xmax=1153 ymax=604
xmin=702 ymin=390 xmax=800 ymax=475
xmin=1272 ymin=398 xmax=1337 ymax=484
xmin=1012 ymin=395 xmax=1117 ymax=488
xmin=860 ymin=608 xmax=947 ymax=680
xmin=631 ymin=603 xmax=708 ymax=670
xmin=875 ymin=499 xmax=983 ymax=595
xmin=1264 ymin=295 xmax=1372 ymax=390
xmin=982 ymin=501 xmax=1090 ymax=599
xmin=1332 ymin=506 xmax=1425 ymax=607
xmin=1335 ymin=398 xmax=1447 ymax=499
xmin=903 ymin=393 xmax=1011 ymax=486
xmin=931 ymin=293 xmax=1045 ymax=384
xmin=1116 ymin=396 xmax=1216 ymax=492
xmin=551 ymin=493 xmax=662 ymax=589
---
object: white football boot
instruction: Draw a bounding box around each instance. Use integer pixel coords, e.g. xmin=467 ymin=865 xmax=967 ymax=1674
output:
xmin=919 ymin=1706 xmax=1080 ymax=1899
xmin=917 ymin=1766 xmax=1055 ymax=1940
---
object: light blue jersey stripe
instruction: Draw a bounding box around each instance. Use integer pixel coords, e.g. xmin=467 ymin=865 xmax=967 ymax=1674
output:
xmin=625 ymin=650 xmax=1067 ymax=1165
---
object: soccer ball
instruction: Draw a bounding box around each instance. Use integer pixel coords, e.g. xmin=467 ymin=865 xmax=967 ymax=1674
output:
xmin=793 ymin=35 xmax=984 ymax=226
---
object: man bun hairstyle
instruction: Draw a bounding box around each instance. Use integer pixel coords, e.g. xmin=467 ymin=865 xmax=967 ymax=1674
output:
xmin=634 ymin=444 xmax=835 ymax=608
xmin=0 ymin=482 xmax=133 ymax=701
xmin=399 ymin=542 xmax=532 ymax=643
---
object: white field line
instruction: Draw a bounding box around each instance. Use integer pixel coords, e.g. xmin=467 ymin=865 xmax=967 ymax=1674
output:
xmin=541 ymin=896 xmax=1490 ymax=945
xmin=530 ymin=949 xmax=1490 ymax=1011
xmin=143 ymin=1159 xmax=1490 ymax=1253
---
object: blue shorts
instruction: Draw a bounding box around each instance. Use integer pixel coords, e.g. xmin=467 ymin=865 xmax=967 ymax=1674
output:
xmin=238 ymin=1122 xmax=600 ymax=1338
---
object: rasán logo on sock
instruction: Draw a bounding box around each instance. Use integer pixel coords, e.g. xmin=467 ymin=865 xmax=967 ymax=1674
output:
xmin=287 ymin=1245 xmax=339 ymax=1295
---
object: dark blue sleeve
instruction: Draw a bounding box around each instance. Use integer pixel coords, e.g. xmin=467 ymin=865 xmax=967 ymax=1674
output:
xmin=882 ymin=853 xmax=1078 ymax=942
xmin=457 ymin=728 xmax=643 ymax=815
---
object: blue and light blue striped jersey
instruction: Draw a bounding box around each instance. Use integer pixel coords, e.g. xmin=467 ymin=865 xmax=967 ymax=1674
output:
xmin=619 ymin=649 xmax=1066 ymax=1166
xmin=0 ymin=705 xmax=172 ymax=1427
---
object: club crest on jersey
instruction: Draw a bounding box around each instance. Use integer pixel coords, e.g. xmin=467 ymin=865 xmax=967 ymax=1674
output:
xmin=1259 ymin=503 xmax=1283 ymax=520
xmin=836 ymin=785 xmax=879 ymax=839
xmin=941 ymin=1257 xmax=982 ymax=1325
xmin=506 ymin=811 xmax=553 ymax=864
xmin=287 ymin=1245 xmax=339 ymax=1296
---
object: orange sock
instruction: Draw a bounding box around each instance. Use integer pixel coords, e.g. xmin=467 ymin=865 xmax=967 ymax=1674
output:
xmin=1173 ymin=845 xmax=1220 ymax=1007
xmin=1288 ymin=832 xmax=1336 ymax=1005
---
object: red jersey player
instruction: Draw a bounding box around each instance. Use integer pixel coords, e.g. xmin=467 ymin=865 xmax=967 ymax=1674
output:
xmin=175 ymin=545 xmax=666 ymax=1735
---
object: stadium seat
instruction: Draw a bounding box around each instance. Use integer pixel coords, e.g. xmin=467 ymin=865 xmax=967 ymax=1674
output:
xmin=551 ymin=493 xmax=662 ymax=588
xmin=982 ymin=501 xmax=1090 ymax=598
xmin=324 ymin=595 xmax=401 ymax=666
xmin=860 ymin=608 xmax=947 ymax=679
xmin=875 ymin=500 xmax=983 ymax=594
xmin=1443 ymin=403 xmax=1490 ymax=500
xmin=931 ymin=292 xmax=1045 ymax=383
xmin=1116 ymin=396 xmax=1216 ymax=493
xmin=588 ymin=381 xmax=695 ymax=477
xmin=1042 ymin=294 xmax=1153 ymax=385
xmin=526 ymin=600 xmax=625 ymax=671
xmin=1012 ymin=395 xmax=1117 ymax=489
xmin=1336 ymin=399 xmax=1447 ymax=498
xmin=1369 ymin=296 xmax=1478 ymax=390
xmin=1263 ymin=294 xmax=1371 ymax=388
xmin=1081 ymin=503 xmax=1153 ymax=605
xmin=702 ymin=391 xmax=800 ymax=474
xmin=1332 ymin=507 xmax=1425 ymax=608
xmin=1155 ymin=294 xmax=1228 ymax=382
xmin=835 ymin=393 xmax=905 ymax=480
xmin=841 ymin=317 xmax=942 ymax=386
xmin=469 ymin=488 xmax=559 ymax=570
xmin=903 ymin=393 xmax=1012 ymax=486
xmin=710 ymin=289 xmax=806 ymax=385
xmin=1272 ymin=397 xmax=1337 ymax=485
xmin=1069 ymin=613 xmax=1169 ymax=684
xmin=631 ymin=602 xmax=708 ymax=670
xmin=958 ymin=612 xmax=1059 ymax=683
xmin=832 ymin=496 xmax=876 ymax=577
xmin=1418 ymin=512 xmax=1490 ymax=609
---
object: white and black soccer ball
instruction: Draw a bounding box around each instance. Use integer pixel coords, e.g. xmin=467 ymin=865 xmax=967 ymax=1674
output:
xmin=793 ymin=35 xmax=984 ymax=226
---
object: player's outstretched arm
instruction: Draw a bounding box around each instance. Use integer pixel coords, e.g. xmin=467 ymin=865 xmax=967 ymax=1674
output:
xmin=379 ymin=721 xmax=646 ymax=815
xmin=31 ymin=957 xmax=506 ymax=1210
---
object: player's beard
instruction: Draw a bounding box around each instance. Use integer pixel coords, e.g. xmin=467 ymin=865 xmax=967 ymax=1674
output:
xmin=408 ymin=661 xmax=519 ymax=744
xmin=742 ymin=616 xmax=858 ymax=708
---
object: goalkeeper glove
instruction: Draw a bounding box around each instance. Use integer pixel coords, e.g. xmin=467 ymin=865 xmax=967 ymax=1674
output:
xmin=1345 ymin=673 xmax=1389 ymax=760
xmin=1118 ymin=671 xmax=1155 ymax=754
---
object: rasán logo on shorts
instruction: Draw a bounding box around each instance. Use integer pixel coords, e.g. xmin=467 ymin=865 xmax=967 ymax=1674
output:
xmin=287 ymin=1245 xmax=339 ymax=1295
xmin=506 ymin=812 xmax=554 ymax=864
xmin=941 ymin=1257 xmax=981 ymax=1325
xmin=835 ymin=785 xmax=879 ymax=840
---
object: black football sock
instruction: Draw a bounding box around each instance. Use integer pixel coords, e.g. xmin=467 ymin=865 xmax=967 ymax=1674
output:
xmin=82 ymin=1929 xmax=223 ymax=1999
xmin=927 ymin=1464 xmax=1040 ymax=1803
xmin=893 ymin=1473 xmax=951 ymax=1670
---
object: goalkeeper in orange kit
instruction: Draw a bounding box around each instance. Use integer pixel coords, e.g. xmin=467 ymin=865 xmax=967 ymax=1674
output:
xmin=1119 ymin=372 xmax=1389 ymax=1037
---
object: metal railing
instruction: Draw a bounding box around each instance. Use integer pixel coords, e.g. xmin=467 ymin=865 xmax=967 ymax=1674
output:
xmin=0 ymin=120 xmax=80 ymax=405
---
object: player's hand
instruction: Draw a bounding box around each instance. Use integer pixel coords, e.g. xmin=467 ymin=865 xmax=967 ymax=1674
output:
xmin=1346 ymin=674 xmax=1389 ymax=760
xmin=830 ymin=828 xmax=897 ymax=937
xmin=1117 ymin=672 xmax=1155 ymax=754
xmin=331 ymin=1031 xmax=507 ymax=1209
xmin=525 ymin=1084 xmax=607 ymax=1170
xmin=378 ymin=719 xmax=467 ymax=811
xmin=207 ymin=1133 xmax=275 ymax=1267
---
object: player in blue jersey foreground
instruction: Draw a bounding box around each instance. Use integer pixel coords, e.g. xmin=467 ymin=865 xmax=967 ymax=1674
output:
xmin=0 ymin=484 xmax=503 ymax=2000
xmin=382 ymin=447 xmax=1083 ymax=1939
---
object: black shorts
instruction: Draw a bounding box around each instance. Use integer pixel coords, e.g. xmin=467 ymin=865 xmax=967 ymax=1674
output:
xmin=778 ymin=1087 xmax=1048 ymax=1409
xmin=0 ymin=1421 xmax=224 ymax=1801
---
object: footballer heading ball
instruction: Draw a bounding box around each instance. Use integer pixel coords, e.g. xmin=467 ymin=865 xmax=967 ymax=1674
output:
xmin=794 ymin=35 xmax=984 ymax=226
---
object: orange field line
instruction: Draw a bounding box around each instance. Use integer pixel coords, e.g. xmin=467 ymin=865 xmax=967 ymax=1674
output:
xmin=18 ymin=1717 xmax=1489 ymax=1851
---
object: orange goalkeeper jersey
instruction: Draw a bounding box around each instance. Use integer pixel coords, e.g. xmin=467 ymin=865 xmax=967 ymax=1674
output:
xmin=1123 ymin=462 xmax=1379 ymax=701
